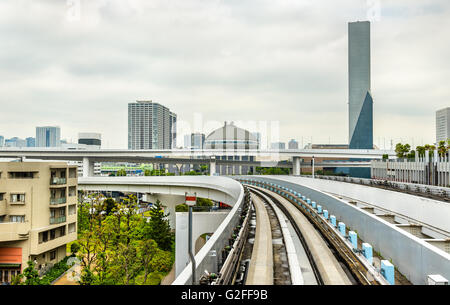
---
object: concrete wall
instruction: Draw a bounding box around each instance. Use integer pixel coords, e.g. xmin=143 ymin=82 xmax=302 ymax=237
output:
xmin=175 ymin=212 xmax=229 ymax=277
xmin=279 ymin=176 xmax=450 ymax=234
xmin=243 ymin=176 xmax=450 ymax=285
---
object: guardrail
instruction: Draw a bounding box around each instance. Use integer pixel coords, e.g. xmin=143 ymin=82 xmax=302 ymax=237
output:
xmin=50 ymin=216 xmax=66 ymax=224
xmin=244 ymin=176 xmax=450 ymax=285
xmin=305 ymin=175 xmax=450 ymax=199
xmin=50 ymin=177 xmax=66 ymax=185
xmin=50 ymin=197 xmax=67 ymax=205
xmin=172 ymin=183 xmax=246 ymax=285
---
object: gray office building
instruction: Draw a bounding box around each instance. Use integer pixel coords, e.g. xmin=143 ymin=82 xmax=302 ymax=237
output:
xmin=190 ymin=133 xmax=205 ymax=150
xmin=26 ymin=137 xmax=36 ymax=147
xmin=436 ymin=107 xmax=450 ymax=144
xmin=288 ymin=139 xmax=299 ymax=149
xmin=128 ymin=100 xmax=177 ymax=150
xmin=36 ymin=126 xmax=61 ymax=147
xmin=348 ymin=21 xmax=373 ymax=149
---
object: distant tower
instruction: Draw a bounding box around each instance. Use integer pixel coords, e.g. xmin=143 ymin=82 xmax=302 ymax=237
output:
xmin=36 ymin=126 xmax=61 ymax=147
xmin=348 ymin=21 xmax=373 ymax=149
xmin=128 ymin=100 xmax=177 ymax=150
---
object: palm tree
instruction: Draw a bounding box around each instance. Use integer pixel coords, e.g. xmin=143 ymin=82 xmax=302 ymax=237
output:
xmin=438 ymin=140 xmax=448 ymax=158
xmin=416 ymin=146 xmax=426 ymax=158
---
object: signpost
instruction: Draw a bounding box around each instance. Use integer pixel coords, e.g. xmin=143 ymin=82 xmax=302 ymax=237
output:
xmin=185 ymin=192 xmax=197 ymax=284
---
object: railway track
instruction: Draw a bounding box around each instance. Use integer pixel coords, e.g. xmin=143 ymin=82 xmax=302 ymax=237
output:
xmin=208 ymin=181 xmax=388 ymax=285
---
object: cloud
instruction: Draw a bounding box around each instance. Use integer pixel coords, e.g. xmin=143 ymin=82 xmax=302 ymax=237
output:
xmin=0 ymin=0 xmax=449 ymax=149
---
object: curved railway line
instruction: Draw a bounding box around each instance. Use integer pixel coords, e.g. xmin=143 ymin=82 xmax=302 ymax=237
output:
xmin=209 ymin=181 xmax=391 ymax=285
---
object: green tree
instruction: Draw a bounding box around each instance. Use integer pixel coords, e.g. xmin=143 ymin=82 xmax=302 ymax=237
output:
xmin=144 ymin=169 xmax=151 ymax=176
xmin=102 ymin=198 xmax=118 ymax=216
xmin=175 ymin=204 xmax=189 ymax=212
xmin=70 ymin=242 xmax=80 ymax=257
xmin=438 ymin=140 xmax=448 ymax=157
xmin=116 ymin=168 xmax=127 ymax=176
xmin=138 ymin=239 xmax=158 ymax=284
xmin=196 ymin=197 xmax=213 ymax=207
xmin=23 ymin=261 xmax=40 ymax=285
xmin=145 ymin=199 xmax=173 ymax=251
xmin=395 ymin=143 xmax=410 ymax=158
xmin=416 ymin=146 xmax=426 ymax=158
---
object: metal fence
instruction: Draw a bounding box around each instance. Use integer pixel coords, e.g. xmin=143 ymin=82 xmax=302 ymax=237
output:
xmin=307 ymin=175 xmax=450 ymax=199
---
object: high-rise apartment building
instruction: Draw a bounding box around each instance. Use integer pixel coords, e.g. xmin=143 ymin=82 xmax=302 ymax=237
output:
xmin=128 ymin=101 xmax=177 ymax=150
xmin=36 ymin=126 xmax=61 ymax=147
xmin=0 ymin=161 xmax=78 ymax=284
xmin=348 ymin=21 xmax=373 ymax=149
xmin=436 ymin=107 xmax=450 ymax=144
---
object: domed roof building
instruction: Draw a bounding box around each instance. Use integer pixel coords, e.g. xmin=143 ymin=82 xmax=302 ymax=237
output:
xmin=205 ymin=122 xmax=258 ymax=175
xmin=205 ymin=122 xmax=258 ymax=150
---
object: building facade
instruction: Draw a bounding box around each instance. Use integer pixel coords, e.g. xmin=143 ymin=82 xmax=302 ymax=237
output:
xmin=26 ymin=137 xmax=35 ymax=147
xmin=36 ymin=126 xmax=61 ymax=148
xmin=4 ymin=137 xmax=26 ymax=148
xmin=78 ymin=133 xmax=101 ymax=147
xmin=436 ymin=107 xmax=450 ymax=144
xmin=0 ymin=136 xmax=4 ymax=147
xmin=348 ymin=21 xmax=373 ymax=149
xmin=128 ymin=101 xmax=177 ymax=150
xmin=0 ymin=161 xmax=78 ymax=284
xmin=288 ymin=139 xmax=299 ymax=149
xmin=205 ymin=122 xmax=258 ymax=175
xmin=190 ymin=133 xmax=205 ymax=150
xmin=271 ymin=142 xmax=285 ymax=150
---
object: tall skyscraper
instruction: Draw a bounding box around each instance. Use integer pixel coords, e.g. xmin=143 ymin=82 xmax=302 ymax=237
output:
xmin=128 ymin=100 xmax=177 ymax=150
xmin=36 ymin=126 xmax=61 ymax=147
xmin=348 ymin=21 xmax=373 ymax=149
xmin=436 ymin=107 xmax=450 ymax=144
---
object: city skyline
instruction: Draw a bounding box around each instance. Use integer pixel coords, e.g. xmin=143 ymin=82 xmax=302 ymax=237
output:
xmin=0 ymin=1 xmax=449 ymax=148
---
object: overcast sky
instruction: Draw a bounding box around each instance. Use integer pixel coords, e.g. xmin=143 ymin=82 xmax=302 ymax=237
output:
xmin=1 ymin=0 xmax=449 ymax=149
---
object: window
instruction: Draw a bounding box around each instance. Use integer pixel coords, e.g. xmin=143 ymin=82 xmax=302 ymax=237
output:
xmin=10 ymin=194 xmax=25 ymax=203
xmin=50 ymin=251 xmax=56 ymax=260
xmin=0 ymin=193 xmax=4 ymax=200
xmin=8 ymin=172 xmax=35 ymax=179
xmin=68 ymin=222 xmax=76 ymax=233
xmin=10 ymin=215 xmax=25 ymax=223
xmin=50 ymin=229 xmax=56 ymax=240
xmin=68 ymin=205 xmax=76 ymax=215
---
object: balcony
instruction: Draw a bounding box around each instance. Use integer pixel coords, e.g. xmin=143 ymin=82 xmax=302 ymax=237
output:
xmin=0 ymin=222 xmax=29 ymax=241
xmin=50 ymin=197 xmax=67 ymax=205
xmin=49 ymin=216 xmax=66 ymax=224
xmin=50 ymin=177 xmax=66 ymax=185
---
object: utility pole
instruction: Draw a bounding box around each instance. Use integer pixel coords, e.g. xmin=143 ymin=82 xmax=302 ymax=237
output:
xmin=185 ymin=192 xmax=197 ymax=284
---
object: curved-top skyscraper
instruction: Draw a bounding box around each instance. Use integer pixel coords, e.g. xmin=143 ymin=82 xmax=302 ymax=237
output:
xmin=348 ymin=21 xmax=373 ymax=149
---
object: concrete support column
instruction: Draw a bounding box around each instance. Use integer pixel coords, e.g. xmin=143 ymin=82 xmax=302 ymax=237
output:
xmin=293 ymin=157 xmax=301 ymax=176
xmin=209 ymin=157 xmax=216 ymax=176
xmin=82 ymin=157 xmax=95 ymax=177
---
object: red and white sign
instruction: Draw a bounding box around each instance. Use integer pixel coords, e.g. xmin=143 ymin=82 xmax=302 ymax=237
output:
xmin=185 ymin=193 xmax=197 ymax=206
